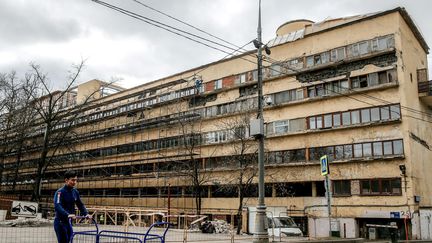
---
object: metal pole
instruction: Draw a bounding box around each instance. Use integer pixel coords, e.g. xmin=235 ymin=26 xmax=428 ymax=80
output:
xmin=326 ymin=175 xmax=332 ymax=238
xmin=253 ymin=0 xmax=269 ymax=242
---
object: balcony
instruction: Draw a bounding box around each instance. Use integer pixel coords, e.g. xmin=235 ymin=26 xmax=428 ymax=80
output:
xmin=418 ymin=80 xmax=432 ymax=106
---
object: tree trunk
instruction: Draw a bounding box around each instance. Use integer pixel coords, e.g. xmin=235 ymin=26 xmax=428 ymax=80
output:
xmin=237 ymin=193 xmax=244 ymax=234
xmin=12 ymin=143 xmax=23 ymax=191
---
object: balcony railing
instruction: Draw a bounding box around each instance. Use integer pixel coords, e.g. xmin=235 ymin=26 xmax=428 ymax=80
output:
xmin=418 ymin=80 xmax=432 ymax=95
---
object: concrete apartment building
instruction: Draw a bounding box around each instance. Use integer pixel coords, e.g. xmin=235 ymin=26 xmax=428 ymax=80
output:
xmin=1 ymin=7 xmax=431 ymax=240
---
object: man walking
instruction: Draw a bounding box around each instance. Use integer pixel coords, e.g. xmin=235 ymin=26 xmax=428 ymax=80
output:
xmin=53 ymin=170 xmax=91 ymax=243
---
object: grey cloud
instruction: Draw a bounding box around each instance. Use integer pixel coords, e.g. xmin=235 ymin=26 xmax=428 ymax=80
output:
xmin=0 ymin=1 xmax=84 ymax=47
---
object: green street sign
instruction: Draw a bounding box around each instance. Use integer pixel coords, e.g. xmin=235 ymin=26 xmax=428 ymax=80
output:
xmin=320 ymin=155 xmax=329 ymax=176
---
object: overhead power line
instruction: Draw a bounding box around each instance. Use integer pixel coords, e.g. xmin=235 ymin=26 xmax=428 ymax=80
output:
xmin=91 ymin=0 xmax=432 ymax=121
xmin=131 ymin=0 xmax=250 ymax=55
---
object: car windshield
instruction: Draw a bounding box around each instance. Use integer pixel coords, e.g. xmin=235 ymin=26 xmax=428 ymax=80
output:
xmin=273 ymin=217 xmax=297 ymax=227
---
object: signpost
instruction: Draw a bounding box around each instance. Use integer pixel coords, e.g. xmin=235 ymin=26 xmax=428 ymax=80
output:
xmin=320 ymin=155 xmax=332 ymax=237
xmin=11 ymin=201 xmax=38 ymax=218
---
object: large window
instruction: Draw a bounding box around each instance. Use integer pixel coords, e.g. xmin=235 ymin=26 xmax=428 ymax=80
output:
xmin=333 ymin=180 xmax=351 ymax=196
xmin=361 ymin=178 xmax=401 ymax=195
xmin=309 ymin=139 xmax=403 ymax=161
xmin=308 ymin=104 xmax=401 ymax=130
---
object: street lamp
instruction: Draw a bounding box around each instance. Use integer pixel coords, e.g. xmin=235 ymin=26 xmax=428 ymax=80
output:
xmin=252 ymin=0 xmax=269 ymax=242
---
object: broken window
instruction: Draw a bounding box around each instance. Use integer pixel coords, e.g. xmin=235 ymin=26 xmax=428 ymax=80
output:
xmin=314 ymin=55 xmax=321 ymax=65
xmin=335 ymin=145 xmax=344 ymax=160
xmin=344 ymin=145 xmax=353 ymax=159
xmin=359 ymin=76 xmax=368 ymax=88
xmin=351 ymin=77 xmax=360 ymax=89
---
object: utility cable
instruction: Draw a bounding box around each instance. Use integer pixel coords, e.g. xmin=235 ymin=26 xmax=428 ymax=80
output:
xmin=92 ymin=0 xmax=432 ymax=120
xmin=131 ymin=0 xmax=251 ymax=55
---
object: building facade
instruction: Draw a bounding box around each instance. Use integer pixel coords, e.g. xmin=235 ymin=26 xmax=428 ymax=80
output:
xmin=1 ymin=7 xmax=431 ymax=240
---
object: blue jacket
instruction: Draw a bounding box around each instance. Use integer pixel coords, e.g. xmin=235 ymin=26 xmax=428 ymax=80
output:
xmin=54 ymin=185 xmax=88 ymax=223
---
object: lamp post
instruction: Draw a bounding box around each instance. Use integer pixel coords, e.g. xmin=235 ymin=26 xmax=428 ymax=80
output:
xmin=253 ymin=0 xmax=269 ymax=242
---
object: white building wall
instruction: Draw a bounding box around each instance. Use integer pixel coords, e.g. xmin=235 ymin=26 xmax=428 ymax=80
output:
xmin=419 ymin=209 xmax=432 ymax=240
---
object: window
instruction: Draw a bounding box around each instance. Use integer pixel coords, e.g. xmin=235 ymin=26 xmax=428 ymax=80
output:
xmin=324 ymin=114 xmax=332 ymax=128
xmin=354 ymin=144 xmax=362 ymax=157
xmin=380 ymin=106 xmax=390 ymax=120
xmin=363 ymin=143 xmax=372 ymax=157
xmin=333 ymin=180 xmax=351 ymax=196
xmin=335 ymin=146 xmax=344 ymax=160
xmin=309 ymin=117 xmax=316 ymax=129
xmin=351 ymin=77 xmax=360 ymax=89
xmin=274 ymin=120 xmax=289 ymax=134
xmin=342 ymin=112 xmax=351 ymax=125
xmin=333 ymin=113 xmax=341 ymax=127
xmin=331 ymin=47 xmax=346 ymax=61
xmin=361 ymin=109 xmax=370 ymax=123
xmin=274 ymin=91 xmax=289 ymax=104
xmin=316 ymin=84 xmax=324 ymax=96
xmin=390 ymin=105 xmax=401 ymax=119
xmin=214 ymin=79 xmax=222 ymax=90
xmin=344 ymin=145 xmax=353 ymax=159
xmin=316 ymin=116 xmax=322 ymax=129
xmin=296 ymin=89 xmax=304 ymax=100
xmin=308 ymin=87 xmax=316 ymax=98
xmin=361 ymin=178 xmax=401 ymax=195
xmin=351 ymin=110 xmax=360 ymax=124
xmin=393 ymin=140 xmax=404 ymax=155
xmin=306 ymin=56 xmax=314 ymax=67
xmin=359 ymin=76 xmax=368 ymax=88
xmin=314 ymin=55 xmax=321 ymax=65
xmin=359 ymin=41 xmax=369 ymax=55
xmin=370 ymin=107 xmax=380 ymax=121
xmin=368 ymin=73 xmax=379 ymax=86
xmin=373 ymin=142 xmax=383 ymax=156
xmin=383 ymin=141 xmax=393 ymax=155
xmin=289 ymin=118 xmax=306 ymax=132
xmin=321 ymin=52 xmax=330 ymax=64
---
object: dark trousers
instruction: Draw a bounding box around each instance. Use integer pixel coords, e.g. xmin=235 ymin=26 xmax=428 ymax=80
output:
xmin=54 ymin=218 xmax=72 ymax=243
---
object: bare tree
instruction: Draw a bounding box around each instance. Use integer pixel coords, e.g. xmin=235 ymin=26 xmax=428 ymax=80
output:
xmin=0 ymin=72 xmax=38 ymax=192
xmin=217 ymin=111 xmax=259 ymax=234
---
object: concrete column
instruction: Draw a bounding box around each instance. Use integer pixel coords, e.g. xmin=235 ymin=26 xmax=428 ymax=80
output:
xmin=312 ymin=181 xmax=317 ymax=197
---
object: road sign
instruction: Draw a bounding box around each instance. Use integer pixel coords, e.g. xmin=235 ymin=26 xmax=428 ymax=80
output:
xmin=320 ymin=155 xmax=330 ymax=176
xmin=11 ymin=201 xmax=38 ymax=217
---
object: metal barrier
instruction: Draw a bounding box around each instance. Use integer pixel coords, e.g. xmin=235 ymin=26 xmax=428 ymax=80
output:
xmin=70 ymin=216 xmax=171 ymax=243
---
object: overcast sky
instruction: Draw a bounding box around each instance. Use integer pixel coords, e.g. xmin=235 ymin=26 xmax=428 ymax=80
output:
xmin=0 ymin=0 xmax=431 ymax=90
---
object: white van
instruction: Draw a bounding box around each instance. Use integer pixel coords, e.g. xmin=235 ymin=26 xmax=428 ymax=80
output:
xmin=245 ymin=206 xmax=303 ymax=237
xmin=267 ymin=216 xmax=303 ymax=237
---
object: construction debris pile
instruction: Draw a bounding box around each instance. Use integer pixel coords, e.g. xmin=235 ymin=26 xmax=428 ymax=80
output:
xmin=0 ymin=218 xmax=52 ymax=227
xmin=200 ymin=220 xmax=231 ymax=234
